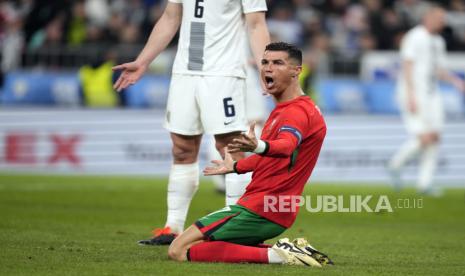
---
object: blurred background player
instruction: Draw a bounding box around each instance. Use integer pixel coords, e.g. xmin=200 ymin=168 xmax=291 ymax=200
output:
xmin=388 ymin=4 xmax=465 ymax=196
xmin=112 ymin=0 xmax=270 ymax=245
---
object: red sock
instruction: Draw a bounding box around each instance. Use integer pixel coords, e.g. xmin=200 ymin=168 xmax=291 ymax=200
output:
xmin=188 ymin=241 xmax=269 ymax=263
xmin=255 ymin=243 xmax=272 ymax=248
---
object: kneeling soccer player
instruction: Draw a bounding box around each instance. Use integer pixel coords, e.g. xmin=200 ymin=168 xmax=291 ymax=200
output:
xmin=167 ymin=42 xmax=332 ymax=266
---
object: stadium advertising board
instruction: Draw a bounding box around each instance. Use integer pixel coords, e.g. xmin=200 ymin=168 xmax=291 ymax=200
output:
xmin=0 ymin=109 xmax=464 ymax=186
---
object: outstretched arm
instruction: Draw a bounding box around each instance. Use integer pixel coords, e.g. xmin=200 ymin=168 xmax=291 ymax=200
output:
xmin=437 ymin=68 xmax=465 ymax=93
xmin=203 ymin=146 xmax=261 ymax=175
xmin=113 ymin=2 xmax=182 ymax=91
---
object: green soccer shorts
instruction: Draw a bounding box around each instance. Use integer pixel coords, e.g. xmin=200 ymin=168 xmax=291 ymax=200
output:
xmin=194 ymin=204 xmax=286 ymax=245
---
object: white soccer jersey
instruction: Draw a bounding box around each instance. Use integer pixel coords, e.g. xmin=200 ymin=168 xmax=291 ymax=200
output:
xmin=397 ymin=25 xmax=447 ymax=101
xmin=168 ymin=0 xmax=267 ymax=78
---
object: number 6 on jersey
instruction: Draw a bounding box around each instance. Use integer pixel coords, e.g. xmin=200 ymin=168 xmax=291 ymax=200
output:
xmin=194 ymin=0 xmax=204 ymax=18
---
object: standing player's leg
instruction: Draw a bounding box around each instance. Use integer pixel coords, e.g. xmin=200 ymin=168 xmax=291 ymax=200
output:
xmin=214 ymin=133 xmax=251 ymax=205
xmin=388 ymin=112 xmax=423 ymax=189
xmin=213 ymin=63 xmax=268 ymax=204
xmin=205 ymin=63 xmax=267 ymax=197
xmin=164 ymin=133 xmax=202 ymax=233
xmin=418 ymin=132 xmax=440 ymax=194
xmin=417 ymin=96 xmax=444 ymax=195
xmin=198 ymin=76 xmax=251 ymax=206
xmin=207 ymin=135 xmax=226 ymax=193
xmin=139 ymin=74 xmax=204 ymax=245
xmin=388 ymin=137 xmax=422 ymax=172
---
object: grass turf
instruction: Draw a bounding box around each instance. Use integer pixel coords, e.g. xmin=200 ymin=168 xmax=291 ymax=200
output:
xmin=0 ymin=174 xmax=464 ymax=275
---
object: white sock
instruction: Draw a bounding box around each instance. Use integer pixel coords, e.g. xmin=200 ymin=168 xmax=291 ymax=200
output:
xmin=165 ymin=162 xmax=199 ymax=233
xmin=418 ymin=143 xmax=439 ymax=190
xmin=267 ymin=248 xmax=284 ymax=264
xmin=389 ymin=138 xmax=421 ymax=170
xmin=225 ymin=172 xmax=251 ymax=206
xmin=212 ymin=175 xmax=225 ymax=191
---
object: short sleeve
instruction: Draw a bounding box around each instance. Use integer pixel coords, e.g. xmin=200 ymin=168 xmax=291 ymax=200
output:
xmin=400 ymin=32 xmax=418 ymax=61
xmin=241 ymin=0 xmax=267 ymax=14
xmin=168 ymin=0 xmax=182 ymax=3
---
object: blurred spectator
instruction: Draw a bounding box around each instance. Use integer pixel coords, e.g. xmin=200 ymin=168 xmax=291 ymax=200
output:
xmin=66 ymin=0 xmax=87 ymax=46
xmin=364 ymin=0 xmax=393 ymax=50
xmin=379 ymin=8 xmax=406 ymax=50
xmin=85 ymin=23 xmax=104 ymax=44
xmin=23 ymin=0 xmax=70 ymax=44
xmin=359 ymin=32 xmax=377 ymax=53
xmin=293 ymin=0 xmax=316 ymax=25
xmin=332 ymin=4 xmax=369 ymax=58
xmin=395 ymin=0 xmax=429 ymax=27
xmin=300 ymin=11 xmax=326 ymax=46
xmin=28 ymin=14 xmax=65 ymax=50
xmin=1 ymin=1 xmax=24 ymax=73
xmin=78 ymin=50 xmax=123 ymax=108
xmin=305 ymin=32 xmax=331 ymax=79
xmin=104 ymin=12 xmax=125 ymax=44
xmin=141 ymin=1 xmax=166 ymax=39
xmin=119 ymin=23 xmax=141 ymax=45
xmin=325 ymin=0 xmax=350 ymax=16
xmin=110 ymin=0 xmax=145 ymax=26
xmin=326 ymin=4 xmax=370 ymax=74
xmin=446 ymin=0 xmax=465 ymax=51
xmin=0 ymin=6 xmax=4 ymax=88
xmin=323 ymin=0 xmax=350 ymax=35
xmin=300 ymin=32 xmax=331 ymax=102
xmin=143 ymin=0 xmax=162 ymax=8
xmin=267 ymin=3 xmax=303 ymax=45
xmin=0 ymin=0 xmax=463 ymax=74
xmin=84 ymin=0 xmax=110 ymax=27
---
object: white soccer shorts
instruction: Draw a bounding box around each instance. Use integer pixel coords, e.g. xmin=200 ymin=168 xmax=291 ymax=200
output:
xmin=164 ymin=74 xmax=247 ymax=135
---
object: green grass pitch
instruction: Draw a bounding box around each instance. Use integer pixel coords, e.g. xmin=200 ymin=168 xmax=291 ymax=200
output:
xmin=0 ymin=174 xmax=464 ymax=275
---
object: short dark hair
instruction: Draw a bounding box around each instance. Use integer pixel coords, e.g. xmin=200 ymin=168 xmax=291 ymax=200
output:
xmin=265 ymin=42 xmax=302 ymax=65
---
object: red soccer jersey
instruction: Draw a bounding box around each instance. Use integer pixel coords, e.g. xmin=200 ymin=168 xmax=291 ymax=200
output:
xmin=235 ymin=96 xmax=326 ymax=228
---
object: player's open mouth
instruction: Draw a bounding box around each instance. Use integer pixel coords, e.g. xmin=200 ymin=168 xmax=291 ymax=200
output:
xmin=265 ymin=76 xmax=274 ymax=89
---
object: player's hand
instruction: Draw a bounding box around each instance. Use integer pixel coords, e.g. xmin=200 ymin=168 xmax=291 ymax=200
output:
xmin=227 ymin=122 xmax=258 ymax=153
xmin=203 ymin=147 xmax=235 ymax=175
xmin=112 ymin=61 xmax=148 ymax=92
xmin=407 ymin=95 xmax=417 ymax=114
